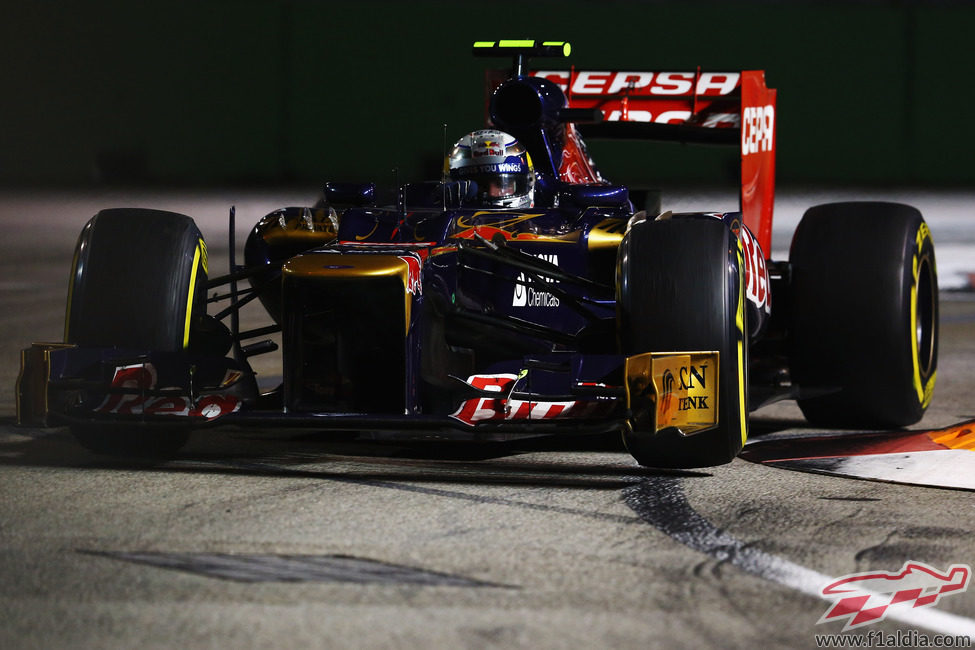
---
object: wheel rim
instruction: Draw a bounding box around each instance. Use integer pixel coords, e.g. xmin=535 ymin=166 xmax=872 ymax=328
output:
xmin=915 ymin=255 xmax=936 ymax=377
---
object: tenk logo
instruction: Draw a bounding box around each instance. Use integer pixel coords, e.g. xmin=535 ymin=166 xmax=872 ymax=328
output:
xmin=818 ymin=561 xmax=971 ymax=631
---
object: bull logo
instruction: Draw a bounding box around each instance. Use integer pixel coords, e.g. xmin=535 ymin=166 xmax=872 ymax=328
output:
xmin=658 ymin=368 xmax=676 ymax=419
xmin=398 ymin=255 xmax=422 ymax=295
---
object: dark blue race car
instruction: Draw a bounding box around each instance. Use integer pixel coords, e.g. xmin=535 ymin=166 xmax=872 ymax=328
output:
xmin=16 ymin=41 xmax=939 ymax=468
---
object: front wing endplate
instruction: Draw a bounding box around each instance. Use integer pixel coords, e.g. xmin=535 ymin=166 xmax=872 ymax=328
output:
xmin=624 ymin=351 xmax=719 ymax=436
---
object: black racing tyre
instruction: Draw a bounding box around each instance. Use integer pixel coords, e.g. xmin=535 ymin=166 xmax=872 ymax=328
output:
xmin=790 ymin=202 xmax=938 ymax=427
xmin=617 ymin=217 xmax=748 ymax=468
xmin=65 ymin=208 xmax=208 ymax=457
xmin=67 ymin=208 xmax=208 ymax=352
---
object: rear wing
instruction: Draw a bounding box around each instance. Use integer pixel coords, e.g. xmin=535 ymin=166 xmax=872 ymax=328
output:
xmin=531 ymin=68 xmax=776 ymax=253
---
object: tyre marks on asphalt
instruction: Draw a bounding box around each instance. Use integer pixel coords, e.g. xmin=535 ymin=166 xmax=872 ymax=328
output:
xmin=82 ymin=456 xmax=651 ymax=590
xmin=82 ymin=446 xmax=975 ymax=634
xmin=176 ymin=456 xmax=650 ymax=526
xmin=81 ymin=550 xmax=508 ymax=587
xmin=623 ymin=476 xmax=975 ymax=637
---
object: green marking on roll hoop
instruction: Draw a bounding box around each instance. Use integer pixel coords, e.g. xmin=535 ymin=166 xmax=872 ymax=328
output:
xmin=543 ymin=41 xmax=571 ymax=56
xmin=472 ymin=41 xmax=571 ymax=56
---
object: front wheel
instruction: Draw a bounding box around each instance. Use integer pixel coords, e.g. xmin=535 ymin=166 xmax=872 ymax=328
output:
xmin=65 ymin=208 xmax=208 ymax=457
xmin=617 ymin=217 xmax=748 ymax=468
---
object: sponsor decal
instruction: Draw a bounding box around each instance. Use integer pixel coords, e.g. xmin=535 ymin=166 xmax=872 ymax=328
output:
xmin=398 ymin=254 xmax=422 ymax=295
xmin=533 ymin=70 xmax=741 ymax=97
xmin=738 ymin=225 xmax=770 ymax=312
xmin=450 ymin=374 xmax=518 ymax=424
xmin=676 ymin=366 xmax=710 ymax=412
xmin=625 ymin=352 xmax=719 ymax=435
xmin=742 ymin=104 xmax=775 ymax=155
xmin=512 ymin=253 xmax=560 ymax=308
xmin=449 ymin=373 xmax=606 ymax=426
xmin=459 ymin=162 xmax=523 ymax=174
xmin=599 ymin=109 xmax=739 ymax=127
xmin=473 ymin=146 xmax=503 ymax=158
xmin=658 ymin=362 xmax=712 ymax=423
xmin=499 ymin=399 xmax=579 ymax=421
xmin=657 ymin=365 xmax=711 ymax=417
xmin=818 ymin=562 xmax=971 ymax=631
xmin=96 ymin=363 xmax=241 ymax=421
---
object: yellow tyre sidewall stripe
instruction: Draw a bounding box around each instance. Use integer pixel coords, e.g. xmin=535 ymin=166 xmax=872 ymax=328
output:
xmin=910 ymin=223 xmax=936 ymax=408
xmin=182 ymin=239 xmax=206 ymax=349
xmin=735 ymin=238 xmax=747 ymax=447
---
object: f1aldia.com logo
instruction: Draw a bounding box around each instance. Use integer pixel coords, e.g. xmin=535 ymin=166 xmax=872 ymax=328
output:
xmin=818 ymin=561 xmax=971 ymax=631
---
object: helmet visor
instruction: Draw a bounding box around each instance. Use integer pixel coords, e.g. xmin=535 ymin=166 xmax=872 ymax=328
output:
xmin=472 ymin=173 xmax=529 ymax=203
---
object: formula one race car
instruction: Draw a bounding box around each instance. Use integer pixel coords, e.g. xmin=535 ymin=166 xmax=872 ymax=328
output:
xmin=16 ymin=40 xmax=939 ymax=468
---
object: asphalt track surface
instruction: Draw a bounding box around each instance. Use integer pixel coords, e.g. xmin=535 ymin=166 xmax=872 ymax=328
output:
xmin=1 ymin=188 xmax=974 ymax=649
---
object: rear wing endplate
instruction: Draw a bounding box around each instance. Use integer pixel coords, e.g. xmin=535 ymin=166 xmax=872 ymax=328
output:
xmin=532 ymin=68 xmax=776 ymax=253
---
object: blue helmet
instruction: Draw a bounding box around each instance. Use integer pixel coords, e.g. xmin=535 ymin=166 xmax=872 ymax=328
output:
xmin=447 ymin=129 xmax=534 ymax=208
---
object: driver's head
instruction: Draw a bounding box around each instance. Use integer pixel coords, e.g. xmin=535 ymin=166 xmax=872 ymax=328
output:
xmin=447 ymin=129 xmax=534 ymax=208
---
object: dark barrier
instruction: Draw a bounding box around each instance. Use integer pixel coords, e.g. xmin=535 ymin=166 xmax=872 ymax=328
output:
xmin=0 ymin=1 xmax=970 ymax=185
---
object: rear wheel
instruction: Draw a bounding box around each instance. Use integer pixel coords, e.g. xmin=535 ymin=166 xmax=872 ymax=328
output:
xmin=66 ymin=208 xmax=208 ymax=457
xmin=790 ymin=202 xmax=938 ymax=427
xmin=618 ymin=217 xmax=748 ymax=468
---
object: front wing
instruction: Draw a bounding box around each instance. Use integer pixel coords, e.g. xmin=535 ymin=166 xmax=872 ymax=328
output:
xmin=17 ymin=344 xmax=719 ymax=440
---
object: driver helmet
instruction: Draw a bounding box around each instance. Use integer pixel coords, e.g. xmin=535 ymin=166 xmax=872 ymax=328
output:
xmin=447 ymin=129 xmax=534 ymax=208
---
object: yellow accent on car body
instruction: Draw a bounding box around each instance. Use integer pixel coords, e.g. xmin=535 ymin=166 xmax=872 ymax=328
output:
xmin=283 ymin=253 xmax=417 ymax=335
xmin=15 ymin=343 xmax=76 ymax=426
xmin=587 ymin=218 xmax=626 ymax=251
